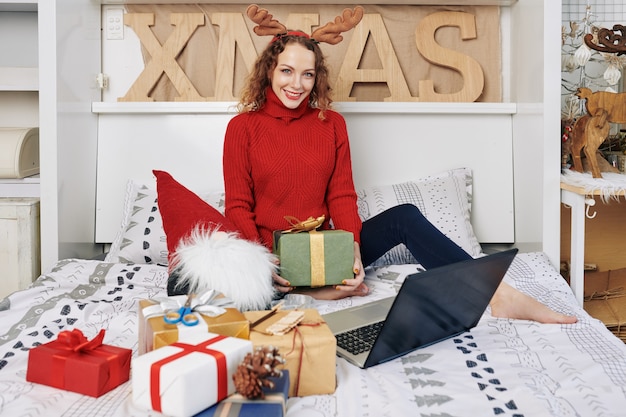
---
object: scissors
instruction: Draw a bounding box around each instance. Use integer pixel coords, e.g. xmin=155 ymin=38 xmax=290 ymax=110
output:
xmin=163 ymin=293 xmax=200 ymax=326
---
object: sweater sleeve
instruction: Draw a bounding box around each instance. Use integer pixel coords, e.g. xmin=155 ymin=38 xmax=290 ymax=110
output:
xmin=223 ymin=115 xmax=262 ymax=244
xmin=325 ymin=111 xmax=363 ymax=244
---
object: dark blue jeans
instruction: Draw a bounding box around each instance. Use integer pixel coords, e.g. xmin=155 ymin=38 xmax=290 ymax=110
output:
xmin=360 ymin=204 xmax=472 ymax=269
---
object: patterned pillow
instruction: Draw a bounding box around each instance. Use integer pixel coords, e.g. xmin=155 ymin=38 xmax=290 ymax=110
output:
xmin=106 ymin=168 xmax=479 ymax=266
xmin=104 ymin=180 xmax=225 ymax=265
xmin=357 ymin=167 xmax=481 ymax=266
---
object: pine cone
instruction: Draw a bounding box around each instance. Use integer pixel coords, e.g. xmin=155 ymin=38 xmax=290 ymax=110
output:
xmin=232 ymin=345 xmax=285 ymax=399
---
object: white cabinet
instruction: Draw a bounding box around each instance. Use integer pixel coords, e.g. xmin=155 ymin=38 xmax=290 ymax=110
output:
xmin=0 ymin=0 xmax=103 ymax=272
xmin=0 ymin=197 xmax=40 ymax=298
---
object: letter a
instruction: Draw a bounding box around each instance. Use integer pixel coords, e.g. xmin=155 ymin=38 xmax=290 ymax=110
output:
xmin=334 ymin=14 xmax=415 ymax=102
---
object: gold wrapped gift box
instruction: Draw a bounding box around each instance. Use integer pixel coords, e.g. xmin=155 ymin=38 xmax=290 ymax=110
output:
xmin=244 ymin=308 xmax=336 ymax=397
xmin=273 ymin=229 xmax=354 ymax=287
xmin=138 ymin=297 xmax=249 ymax=355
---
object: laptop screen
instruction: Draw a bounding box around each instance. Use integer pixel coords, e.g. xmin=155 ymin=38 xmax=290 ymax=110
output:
xmin=364 ymin=249 xmax=517 ymax=367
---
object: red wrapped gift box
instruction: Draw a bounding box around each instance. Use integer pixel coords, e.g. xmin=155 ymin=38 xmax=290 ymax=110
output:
xmin=26 ymin=328 xmax=131 ymax=397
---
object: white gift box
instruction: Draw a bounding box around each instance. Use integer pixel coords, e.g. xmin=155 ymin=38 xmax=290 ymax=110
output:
xmin=132 ymin=332 xmax=252 ymax=417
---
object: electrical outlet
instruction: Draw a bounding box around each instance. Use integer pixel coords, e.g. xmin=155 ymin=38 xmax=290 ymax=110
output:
xmin=96 ymin=73 xmax=109 ymax=90
xmin=106 ymin=8 xmax=124 ymax=40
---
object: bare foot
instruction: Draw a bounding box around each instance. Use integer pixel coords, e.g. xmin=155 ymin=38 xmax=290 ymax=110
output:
xmin=490 ymin=282 xmax=577 ymax=324
xmin=294 ymin=282 xmax=369 ymax=300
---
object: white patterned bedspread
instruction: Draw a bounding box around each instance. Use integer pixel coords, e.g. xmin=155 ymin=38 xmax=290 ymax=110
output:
xmin=0 ymin=252 xmax=624 ymax=417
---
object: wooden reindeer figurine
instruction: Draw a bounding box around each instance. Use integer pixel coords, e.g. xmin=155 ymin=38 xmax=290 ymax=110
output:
xmin=570 ymin=108 xmax=610 ymax=178
xmin=569 ymin=87 xmax=626 ymax=178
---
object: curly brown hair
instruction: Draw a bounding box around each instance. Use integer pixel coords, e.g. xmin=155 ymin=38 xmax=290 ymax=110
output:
xmin=237 ymin=34 xmax=333 ymax=119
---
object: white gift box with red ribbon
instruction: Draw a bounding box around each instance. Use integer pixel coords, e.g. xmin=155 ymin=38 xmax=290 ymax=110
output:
xmin=132 ymin=332 xmax=252 ymax=417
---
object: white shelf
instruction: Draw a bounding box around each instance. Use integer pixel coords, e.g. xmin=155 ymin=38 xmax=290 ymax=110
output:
xmin=0 ymin=174 xmax=39 ymax=183
xmin=0 ymin=67 xmax=38 ymax=91
xmin=0 ymin=1 xmax=37 ymax=12
xmin=0 ymin=175 xmax=40 ymax=198
xmin=92 ymin=101 xmax=517 ymax=115
xmin=335 ymin=102 xmax=516 ymax=114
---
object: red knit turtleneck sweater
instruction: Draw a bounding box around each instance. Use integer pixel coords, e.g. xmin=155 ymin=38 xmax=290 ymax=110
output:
xmin=223 ymin=89 xmax=362 ymax=250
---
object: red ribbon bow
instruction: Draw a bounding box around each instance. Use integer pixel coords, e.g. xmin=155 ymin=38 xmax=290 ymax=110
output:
xmin=48 ymin=328 xmax=127 ymax=396
xmin=57 ymin=329 xmax=105 ymax=352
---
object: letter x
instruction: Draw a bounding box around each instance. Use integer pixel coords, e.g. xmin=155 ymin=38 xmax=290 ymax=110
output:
xmin=119 ymin=13 xmax=205 ymax=102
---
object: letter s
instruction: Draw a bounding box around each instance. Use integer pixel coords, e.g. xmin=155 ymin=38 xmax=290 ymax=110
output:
xmin=415 ymin=11 xmax=484 ymax=102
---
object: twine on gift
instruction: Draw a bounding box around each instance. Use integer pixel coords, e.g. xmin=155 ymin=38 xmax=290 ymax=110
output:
xmin=584 ymin=287 xmax=625 ymax=301
xmin=585 ymin=289 xmax=624 ymax=332
xmin=285 ymin=322 xmax=322 ymax=397
xmin=583 ymin=270 xmax=625 ymax=335
xmin=149 ymin=335 xmax=228 ymax=412
xmin=605 ymin=298 xmax=622 ymax=335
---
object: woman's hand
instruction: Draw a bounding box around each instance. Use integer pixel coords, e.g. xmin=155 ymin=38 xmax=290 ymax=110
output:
xmin=271 ymin=257 xmax=293 ymax=293
xmin=333 ymin=242 xmax=368 ymax=295
xmin=273 ymin=242 xmax=369 ymax=299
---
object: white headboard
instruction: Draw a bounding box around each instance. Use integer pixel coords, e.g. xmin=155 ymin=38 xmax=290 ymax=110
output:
xmin=94 ymin=102 xmax=516 ymax=245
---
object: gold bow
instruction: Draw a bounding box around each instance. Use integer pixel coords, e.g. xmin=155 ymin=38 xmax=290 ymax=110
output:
xmin=283 ymin=215 xmax=325 ymax=233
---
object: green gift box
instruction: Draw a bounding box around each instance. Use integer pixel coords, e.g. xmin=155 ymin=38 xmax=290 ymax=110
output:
xmin=273 ymin=230 xmax=354 ymax=287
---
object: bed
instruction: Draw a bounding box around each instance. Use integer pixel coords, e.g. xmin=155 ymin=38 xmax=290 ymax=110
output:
xmin=1 ymin=165 xmax=626 ymax=417
xmin=5 ymin=0 xmax=624 ymax=414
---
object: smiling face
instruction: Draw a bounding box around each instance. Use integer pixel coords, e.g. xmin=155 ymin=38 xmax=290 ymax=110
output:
xmin=270 ymin=42 xmax=316 ymax=109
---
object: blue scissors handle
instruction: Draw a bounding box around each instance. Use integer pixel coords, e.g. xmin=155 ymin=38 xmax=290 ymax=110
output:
xmin=163 ymin=294 xmax=199 ymax=326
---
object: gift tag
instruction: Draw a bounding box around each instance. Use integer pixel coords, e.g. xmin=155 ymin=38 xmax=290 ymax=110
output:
xmin=265 ymin=311 xmax=305 ymax=336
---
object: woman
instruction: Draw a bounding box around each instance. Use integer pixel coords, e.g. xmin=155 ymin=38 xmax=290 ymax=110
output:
xmin=223 ymin=31 xmax=577 ymax=324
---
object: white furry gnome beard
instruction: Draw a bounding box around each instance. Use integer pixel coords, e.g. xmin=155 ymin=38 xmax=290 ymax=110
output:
xmin=171 ymin=227 xmax=278 ymax=311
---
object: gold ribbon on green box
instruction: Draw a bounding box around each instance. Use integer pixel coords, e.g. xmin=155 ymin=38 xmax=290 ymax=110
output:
xmin=273 ymin=216 xmax=354 ymax=288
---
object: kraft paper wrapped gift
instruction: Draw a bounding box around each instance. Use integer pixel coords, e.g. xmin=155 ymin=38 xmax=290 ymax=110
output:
xmin=244 ymin=309 xmax=336 ymax=397
xmin=195 ymin=370 xmax=290 ymax=417
xmin=26 ymin=328 xmax=131 ymax=397
xmin=132 ymin=332 xmax=253 ymax=417
xmin=273 ymin=229 xmax=354 ymax=287
xmin=138 ymin=291 xmax=249 ymax=355
xmin=583 ymin=268 xmax=626 ymax=342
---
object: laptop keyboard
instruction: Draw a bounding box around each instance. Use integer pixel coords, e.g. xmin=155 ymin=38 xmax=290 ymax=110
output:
xmin=335 ymin=321 xmax=384 ymax=355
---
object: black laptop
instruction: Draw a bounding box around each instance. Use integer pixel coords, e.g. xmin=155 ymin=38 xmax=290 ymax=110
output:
xmin=323 ymin=249 xmax=518 ymax=368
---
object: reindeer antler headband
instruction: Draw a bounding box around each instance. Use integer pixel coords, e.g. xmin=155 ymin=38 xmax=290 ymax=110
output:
xmin=246 ymin=4 xmax=364 ymax=45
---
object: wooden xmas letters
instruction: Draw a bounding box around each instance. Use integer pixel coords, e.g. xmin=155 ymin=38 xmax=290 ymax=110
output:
xmin=120 ymin=5 xmax=500 ymax=103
